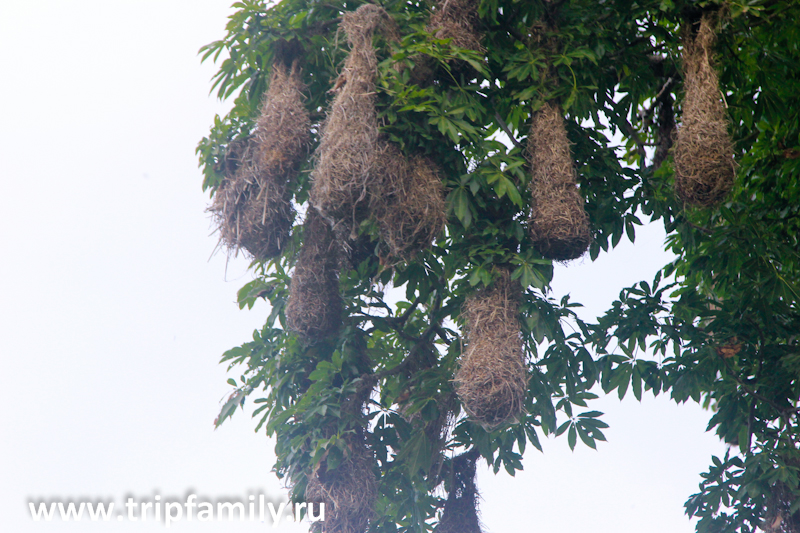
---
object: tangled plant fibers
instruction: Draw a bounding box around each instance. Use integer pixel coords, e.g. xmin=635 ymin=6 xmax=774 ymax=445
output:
xmin=211 ymin=63 xmax=310 ymax=259
xmin=526 ymin=101 xmax=591 ymax=261
xmin=285 ymin=209 xmax=343 ymax=340
xmin=455 ymin=270 xmax=527 ymax=429
xmin=428 ymin=0 xmax=483 ymax=54
xmin=370 ymin=142 xmax=446 ymax=261
xmin=310 ymin=4 xmax=397 ymax=240
xmin=673 ymin=13 xmax=735 ymax=207
xmin=438 ymin=452 xmax=482 ymax=533
xmin=216 ymin=137 xmax=248 ymax=180
xmin=764 ymin=479 xmax=800 ymax=533
xmin=399 ymin=389 xmax=458 ymax=481
xmin=305 ymin=433 xmax=377 ymax=533
xmin=653 ymin=94 xmax=676 ymax=171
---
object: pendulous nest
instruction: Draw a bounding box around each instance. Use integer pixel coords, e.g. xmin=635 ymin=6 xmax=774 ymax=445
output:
xmin=526 ymin=101 xmax=591 ymax=261
xmin=673 ymin=13 xmax=735 ymax=207
xmin=454 ymin=270 xmax=527 ymax=430
xmin=305 ymin=433 xmax=377 ymax=533
xmin=370 ymin=142 xmax=446 ymax=261
xmin=764 ymin=479 xmax=800 ymax=533
xmin=285 ymin=209 xmax=343 ymax=340
xmin=437 ymin=451 xmax=482 ymax=533
xmin=399 ymin=389 xmax=458 ymax=482
xmin=428 ymin=0 xmax=484 ymax=54
xmin=210 ymin=62 xmax=309 ymax=260
xmin=310 ymin=4 xmax=397 ymax=240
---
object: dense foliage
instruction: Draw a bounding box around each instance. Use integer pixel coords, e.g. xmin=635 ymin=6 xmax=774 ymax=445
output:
xmin=197 ymin=0 xmax=800 ymax=531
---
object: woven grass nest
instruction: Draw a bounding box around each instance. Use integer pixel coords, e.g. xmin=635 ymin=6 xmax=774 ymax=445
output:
xmin=285 ymin=208 xmax=343 ymax=340
xmin=399 ymin=389 xmax=458 ymax=480
xmin=673 ymin=13 xmax=735 ymax=207
xmin=428 ymin=0 xmax=483 ymax=54
xmin=455 ymin=270 xmax=527 ymax=430
xmin=310 ymin=4 xmax=397 ymax=240
xmin=304 ymin=433 xmax=377 ymax=533
xmin=370 ymin=142 xmax=446 ymax=261
xmin=438 ymin=452 xmax=482 ymax=533
xmin=210 ymin=62 xmax=309 ymax=260
xmin=764 ymin=457 xmax=800 ymax=533
xmin=527 ymin=101 xmax=591 ymax=261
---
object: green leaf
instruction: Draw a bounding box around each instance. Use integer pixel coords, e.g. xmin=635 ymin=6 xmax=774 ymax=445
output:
xmin=449 ymin=187 xmax=472 ymax=228
xmin=577 ymin=424 xmax=596 ymax=449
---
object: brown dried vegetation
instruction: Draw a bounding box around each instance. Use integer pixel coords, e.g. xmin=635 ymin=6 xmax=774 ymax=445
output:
xmin=211 ymin=63 xmax=309 ymax=260
xmin=455 ymin=270 xmax=527 ymax=429
xmin=305 ymin=433 xmax=378 ymax=533
xmin=527 ymin=101 xmax=591 ymax=261
xmin=438 ymin=452 xmax=482 ymax=533
xmin=428 ymin=0 xmax=483 ymax=54
xmin=310 ymin=4 xmax=397 ymax=239
xmin=764 ymin=479 xmax=800 ymax=533
xmin=370 ymin=142 xmax=446 ymax=261
xmin=673 ymin=13 xmax=735 ymax=207
xmin=285 ymin=209 xmax=343 ymax=340
xmin=399 ymin=389 xmax=458 ymax=480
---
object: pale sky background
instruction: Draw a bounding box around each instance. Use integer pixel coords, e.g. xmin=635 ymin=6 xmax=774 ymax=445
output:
xmin=0 ymin=1 xmax=726 ymax=532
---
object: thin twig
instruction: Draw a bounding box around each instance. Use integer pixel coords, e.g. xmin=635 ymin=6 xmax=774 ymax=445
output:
xmin=494 ymin=112 xmax=525 ymax=151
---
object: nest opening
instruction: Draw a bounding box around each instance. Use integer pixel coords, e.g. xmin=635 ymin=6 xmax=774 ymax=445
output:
xmin=285 ymin=209 xmax=343 ymax=340
xmin=455 ymin=270 xmax=527 ymax=429
xmin=211 ymin=63 xmax=309 ymax=260
xmin=526 ymin=101 xmax=591 ymax=261
xmin=673 ymin=13 xmax=735 ymax=207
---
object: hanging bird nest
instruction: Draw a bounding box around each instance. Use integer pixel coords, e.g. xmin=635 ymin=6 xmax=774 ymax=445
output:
xmin=398 ymin=389 xmax=458 ymax=481
xmin=305 ymin=432 xmax=377 ymax=533
xmin=764 ymin=479 xmax=800 ymax=533
xmin=428 ymin=0 xmax=484 ymax=54
xmin=454 ymin=270 xmax=527 ymax=429
xmin=673 ymin=13 xmax=735 ymax=207
xmin=253 ymin=61 xmax=311 ymax=184
xmin=215 ymin=136 xmax=248 ymax=179
xmin=653 ymin=94 xmax=676 ymax=171
xmin=437 ymin=451 xmax=482 ymax=533
xmin=210 ymin=63 xmax=309 ymax=260
xmin=285 ymin=209 xmax=343 ymax=340
xmin=526 ymin=101 xmax=591 ymax=261
xmin=370 ymin=142 xmax=446 ymax=261
xmin=210 ymin=143 xmax=294 ymax=260
xmin=310 ymin=4 xmax=397 ymax=240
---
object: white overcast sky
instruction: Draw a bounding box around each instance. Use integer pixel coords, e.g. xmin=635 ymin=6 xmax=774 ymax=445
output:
xmin=0 ymin=1 xmax=726 ymax=532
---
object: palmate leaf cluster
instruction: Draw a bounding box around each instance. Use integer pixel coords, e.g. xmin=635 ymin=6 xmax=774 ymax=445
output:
xmin=198 ymin=0 xmax=800 ymax=531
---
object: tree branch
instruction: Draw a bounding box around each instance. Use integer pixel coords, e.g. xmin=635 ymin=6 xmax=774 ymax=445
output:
xmin=494 ymin=112 xmax=525 ymax=151
xmin=617 ymin=117 xmax=648 ymax=162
